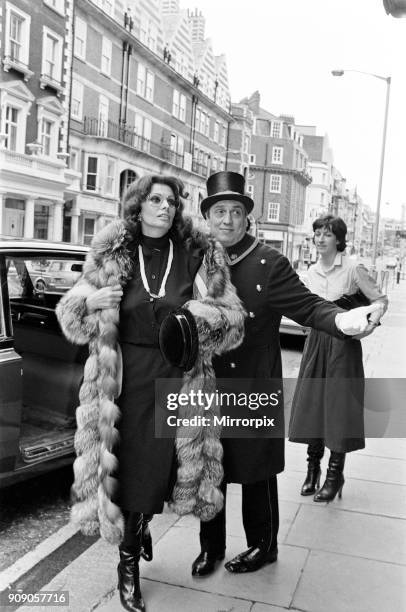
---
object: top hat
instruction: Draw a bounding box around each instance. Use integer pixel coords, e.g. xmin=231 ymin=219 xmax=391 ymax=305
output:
xmin=200 ymin=171 xmax=254 ymax=217
xmin=159 ymin=307 xmax=199 ymax=371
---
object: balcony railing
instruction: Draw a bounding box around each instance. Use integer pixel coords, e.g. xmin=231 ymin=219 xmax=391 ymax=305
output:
xmin=82 ymin=117 xmax=185 ymax=168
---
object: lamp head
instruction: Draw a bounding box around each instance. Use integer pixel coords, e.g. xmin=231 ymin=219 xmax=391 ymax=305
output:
xmin=331 ymin=70 xmax=345 ymax=76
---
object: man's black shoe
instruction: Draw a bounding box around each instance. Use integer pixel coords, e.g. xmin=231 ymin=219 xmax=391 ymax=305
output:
xmin=191 ymin=551 xmax=225 ymax=576
xmin=224 ymin=544 xmax=278 ymax=573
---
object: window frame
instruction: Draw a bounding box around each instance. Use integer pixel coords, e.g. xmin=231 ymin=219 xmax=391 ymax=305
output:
xmin=74 ymin=16 xmax=87 ymax=61
xmin=101 ymin=36 xmax=112 ymax=76
xmin=71 ymin=80 xmax=84 ymax=120
xmin=4 ymin=2 xmax=33 ymax=80
xmin=271 ymin=146 xmax=283 ymax=165
xmin=269 ymin=174 xmax=282 ymax=194
xmin=267 ymin=202 xmax=280 ymax=222
xmin=85 ymin=155 xmax=99 ymax=192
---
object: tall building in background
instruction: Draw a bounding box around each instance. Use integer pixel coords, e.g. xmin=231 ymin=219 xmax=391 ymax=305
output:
xmin=0 ymin=0 xmax=72 ymax=241
xmin=233 ymin=92 xmax=311 ymax=259
xmin=0 ymin=0 xmax=235 ymax=243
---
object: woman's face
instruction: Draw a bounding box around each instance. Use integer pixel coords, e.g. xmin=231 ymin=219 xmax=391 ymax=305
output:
xmin=140 ymin=183 xmax=177 ymax=237
xmin=314 ymin=226 xmax=339 ymax=257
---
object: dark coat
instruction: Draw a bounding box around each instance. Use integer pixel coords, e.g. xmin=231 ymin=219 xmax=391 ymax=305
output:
xmin=213 ymin=234 xmax=342 ymax=483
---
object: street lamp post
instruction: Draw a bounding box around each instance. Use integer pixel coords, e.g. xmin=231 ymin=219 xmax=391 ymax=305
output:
xmin=331 ymin=69 xmax=391 ymax=267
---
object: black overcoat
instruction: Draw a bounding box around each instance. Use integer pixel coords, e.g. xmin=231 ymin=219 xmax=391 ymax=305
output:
xmin=213 ymin=234 xmax=342 ymax=483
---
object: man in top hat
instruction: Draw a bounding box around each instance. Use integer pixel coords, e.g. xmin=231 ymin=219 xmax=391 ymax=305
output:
xmin=190 ymin=171 xmax=383 ymax=575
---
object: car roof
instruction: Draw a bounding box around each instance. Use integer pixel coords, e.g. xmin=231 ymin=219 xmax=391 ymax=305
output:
xmin=0 ymin=237 xmax=89 ymax=255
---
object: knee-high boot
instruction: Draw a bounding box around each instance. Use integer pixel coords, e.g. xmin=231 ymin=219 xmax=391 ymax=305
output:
xmin=118 ymin=512 xmax=145 ymax=612
xmin=314 ymin=451 xmax=345 ymax=503
xmin=141 ymin=514 xmax=153 ymax=562
xmin=301 ymin=440 xmax=325 ymax=496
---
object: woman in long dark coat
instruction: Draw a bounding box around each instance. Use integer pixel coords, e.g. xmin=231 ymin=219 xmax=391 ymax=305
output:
xmin=56 ymin=174 xmax=245 ymax=612
xmin=289 ymin=215 xmax=387 ymax=503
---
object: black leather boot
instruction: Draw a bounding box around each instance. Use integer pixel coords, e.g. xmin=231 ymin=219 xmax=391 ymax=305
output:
xmin=141 ymin=514 xmax=153 ymax=562
xmin=314 ymin=451 xmax=345 ymax=503
xmin=301 ymin=440 xmax=325 ymax=496
xmin=118 ymin=513 xmax=145 ymax=612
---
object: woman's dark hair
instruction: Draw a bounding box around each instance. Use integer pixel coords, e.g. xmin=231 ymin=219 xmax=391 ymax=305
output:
xmin=312 ymin=214 xmax=347 ymax=252
xmin=123 ymin=174 xmax=193 ymax=247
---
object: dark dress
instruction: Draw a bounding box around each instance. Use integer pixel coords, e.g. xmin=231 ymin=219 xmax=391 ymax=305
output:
xmin=116 ymin=234 xmax=202 ymax=513
xmin=289 ymin=254 xmax=386 ymax=453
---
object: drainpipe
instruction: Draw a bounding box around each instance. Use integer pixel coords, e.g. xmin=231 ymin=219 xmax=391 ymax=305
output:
xmin=119 ymin=40 xmax=127 ymax=128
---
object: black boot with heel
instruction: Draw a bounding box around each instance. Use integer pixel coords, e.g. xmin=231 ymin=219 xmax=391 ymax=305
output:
xmin=301 ymin=440 xmax=325 ymax=496
xmin=118 ymin=512 xmax=146 ymax=612
xmin=314 ymin=451 xmax=345 ymax=502
xmin=141 ymin=514 xmax=153 ymax=562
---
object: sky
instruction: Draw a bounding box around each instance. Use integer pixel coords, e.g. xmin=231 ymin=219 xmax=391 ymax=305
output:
xmin=181 ymin=0 xmax=406 ymax=220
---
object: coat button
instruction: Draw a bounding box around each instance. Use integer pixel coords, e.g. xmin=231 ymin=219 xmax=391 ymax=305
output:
xmin=151 ymin=274 xmax=156 ymax=280
xmin=249 ymin=311 xmax=255 ymax=318
xmin=261 ymin=259 xmax=266 ymax=264
xmin=230 ymin=362 xmax=236 ymax=368
xmin=256 ymin=284 xmax=262 ymax=292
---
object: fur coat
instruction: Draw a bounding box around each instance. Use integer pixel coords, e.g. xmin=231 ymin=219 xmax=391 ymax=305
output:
xmin=56 ymin=219 xmax=245 ymax=544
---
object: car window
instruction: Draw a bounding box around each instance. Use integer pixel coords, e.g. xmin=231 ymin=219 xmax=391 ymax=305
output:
xmin=6 ymin=256 xmax=83 ymax=308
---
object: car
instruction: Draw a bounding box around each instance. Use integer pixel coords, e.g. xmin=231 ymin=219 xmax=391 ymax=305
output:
xmin=279 ymin=270 xmax=311 ymax=336
xmin=0 ymin=239 xmax=88 ymax=487
xmin=32 ymin=259 xmax=83 ymax=293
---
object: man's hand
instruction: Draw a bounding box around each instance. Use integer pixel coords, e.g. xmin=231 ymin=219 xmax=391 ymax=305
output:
xmin=335 ymin=303 xmax=384 ymax=336
xmin=86 ymin=285 xmax=123 ymax=313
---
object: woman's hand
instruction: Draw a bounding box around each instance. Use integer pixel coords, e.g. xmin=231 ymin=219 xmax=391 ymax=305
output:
xmin=86 ymin=285 xmax=123 ymax=313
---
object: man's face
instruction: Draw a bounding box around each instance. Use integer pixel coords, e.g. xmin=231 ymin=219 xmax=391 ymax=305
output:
xmin=206 ymin=200 xmax=247 ymax=247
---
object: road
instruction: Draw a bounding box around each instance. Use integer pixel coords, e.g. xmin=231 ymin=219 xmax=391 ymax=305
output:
xmin=0 ymin=337 xmax=305 ymax=582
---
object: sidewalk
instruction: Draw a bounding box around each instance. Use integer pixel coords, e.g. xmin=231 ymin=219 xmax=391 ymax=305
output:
xmin=18 ymin=282 xmax=406 ymax=612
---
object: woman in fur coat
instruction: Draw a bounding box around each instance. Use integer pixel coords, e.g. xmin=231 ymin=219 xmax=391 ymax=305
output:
xmin=56 ymin=174 xmax=245 ymax=612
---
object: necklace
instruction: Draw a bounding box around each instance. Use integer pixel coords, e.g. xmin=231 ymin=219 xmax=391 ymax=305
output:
xmin=138 ymin=239 xmax=173 ymax=299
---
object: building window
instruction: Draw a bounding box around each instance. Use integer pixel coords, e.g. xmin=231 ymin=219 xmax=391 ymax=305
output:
xmin=170 ymin=133 xmax=184 ymax=156
xmin=4 ymin=106 xmax=19 ymax=151
xmin=271 ymin=121 xmax=282 ymax=138
xmin=214 ymin=121 xmax=219 ymax=143
xmin=172 ymin=90 xmax=179 ymax=117
xmin=321 ymin=192 xmax=325 ymax=204
xmin=247 ymin=184 xmax=254 ymax=197
xmin=71 ymin=80 xmax=84 ymax=119
xmin=244 ymin=135 xmax=250 ymax=154
xmin=4 ymin=3 xmax=32 ymax=78
xmin=249 ymin=154 xmax=256 ymax=165
xmin=40 ymin=118 xmax=53 ymax=156
xmin=86 ymin=156 xmax=98 ymax=191
xmin=106 ymin=158 xmax=116 ymax=195
xmin=134 ymin=114 xmax=151 ymax=152
xmin=270 ymin=174 xmax=282 ymax=193
xmin=34 ymin=204 xmax=50 ymax=239
xmin=69 ymin=147 xmax=80 ymax=171
xmin=101 ymin=37 xmax=112 ymax=76
xmin=205 ymin=114 xmax=210 ymax=137
xmin=83 ymin=217 xmax=95 ymax=246
xmin=221 ymin=124 xmax=227 ymax=147
xmin=42 ymin=28 xmax=63 ymax=84
xmin=98 ymin=95 xmax=109 ymax=136
xmin=137 ymin=63 xmax=154 ymax=102
xmin=267 ymin=202 xmax=280 ymax=222
xmin=272 ymin=146 xmax=283 ymax=164
xmin=179 ymin=94 xmax=186 ymax=121
xmin=74 ymin=17 xmax=87 ymax=60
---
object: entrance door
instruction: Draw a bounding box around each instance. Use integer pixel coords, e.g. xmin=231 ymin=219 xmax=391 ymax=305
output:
xmin=4 ymin=210 xmax=24 ymax=237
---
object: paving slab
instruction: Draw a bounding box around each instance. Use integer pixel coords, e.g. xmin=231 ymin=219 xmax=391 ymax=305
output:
xmin=286 ymin=504 xmax=406 ymax=564
xmin=344 ymin=453 xmax=406 ymax=485
xmin=176 ymin=496 xmax=300 ymax=543
xmin=251 ymin=604 xmax=292 ymax=612
xmin=142 ymin=526 xmax=308 ymax=608
xmin=358 ymin=437 xmax=406 ymax=460
xmin=293 ymin=549 xmax=406 ymax=612
xmin=96 ymin=580 xmax=253 ymax=612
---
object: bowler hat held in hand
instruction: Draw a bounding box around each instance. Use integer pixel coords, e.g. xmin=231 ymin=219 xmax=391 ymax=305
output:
xmin=159 ymin=307 xmax=199 ymax=371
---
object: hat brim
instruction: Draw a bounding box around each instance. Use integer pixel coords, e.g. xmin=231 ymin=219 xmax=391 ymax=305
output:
xmin=200 ymin=193 xmax=254 ymax=217
xmin=159 ymin=307 xmax=199 ymax=371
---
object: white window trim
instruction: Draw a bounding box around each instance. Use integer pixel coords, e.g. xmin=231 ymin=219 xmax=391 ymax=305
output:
xmin=37 ymin=107 xmax=60 ymax=158
xmin=3 ymin=2 xmax=34 ymax=81
xmin=172 ymin=89 xmax=180 ymax=118
xmin=105 ymin=157 xmax=116 ymax=196
xmin=74 ymin=16 xmax=87 ymax=61
xmin=179 ymin=94 xmax=186 ymax=122
xmin=247 ymin=184 xmax=254 ymax=197
xmin=71 ymin=80 xmax=84 ymax=120
xmin=84 ymin=155 xmax=99 ymax=192
xmin=267 ymin=202 xmax=280 ymax=222
xmin=249 ymin=153 xmax=256 ymax=165
xmin=101 ymin=37 xmax=112 ymax=77
xmin=271 ymin=121 xmax=282 ymax=138
xmin=98 ymin=95 xmax=109 ymax=137
xmin=272 ymin=146 xmax=283 ymax=165
xmin=43 ymin=0 xmax=65 ymax=17
xmin=145 ymin=70 xmax=154 ymax=103
xmin=269 ymin=174 xmax=282 ymax=194
xmin=40 ymin=26 xmax=64 ymax=94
